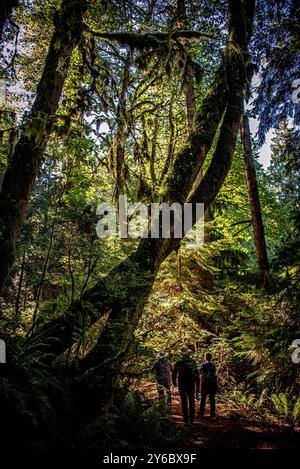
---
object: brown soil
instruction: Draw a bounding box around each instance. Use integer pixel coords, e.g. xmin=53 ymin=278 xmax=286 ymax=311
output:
xmin=139 ymin=380 xmax=300 ymax=449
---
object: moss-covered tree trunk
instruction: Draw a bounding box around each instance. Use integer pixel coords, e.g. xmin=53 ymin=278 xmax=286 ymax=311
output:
xmin=0 ymin=0 xmax=88 ymax=295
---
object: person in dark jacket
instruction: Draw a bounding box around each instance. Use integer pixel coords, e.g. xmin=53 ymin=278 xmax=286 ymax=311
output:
xmin=172 ymin=346 xmax=200 ymax=425
xmin=198 ymin=352 xmax=217 ymax=418
xmin=151 ymin=350 xmax=172 ymax=403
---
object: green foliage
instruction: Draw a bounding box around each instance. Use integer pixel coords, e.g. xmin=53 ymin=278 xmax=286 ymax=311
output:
xmin=0 ymin=334 xmax=62 ymax=442
xmin=270 ymin=393 xmax=300 ymax=428
xmin=269 ymin=125 xmax=300 ymax=272
xmin=80 ymin=391 xmax=183 ymax=449
xmin=0 ymin=0 xmax=299 ymax=450
xmin=224 ymin=387 xmax=263 ymax=418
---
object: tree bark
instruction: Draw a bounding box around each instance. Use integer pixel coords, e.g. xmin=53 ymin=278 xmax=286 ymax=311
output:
xmin=185 ymin=60 xmax=196 ymax=132
xmin=15 ymin=247 xmax=25 ymax=317
xmin=240 ymin=114 xmax=269 ymax=281
xmin=0 ymin=0 xmax=88 ymax=295
xmin=175 ymin=0 xmax=196 ymax=133
xmin=29 ymin=215 xmax=56 ymax=336
xmin=159 ymin=97 xmax=176 ymax=185
xmin=113 ymin=51 xmax=131 ymax=199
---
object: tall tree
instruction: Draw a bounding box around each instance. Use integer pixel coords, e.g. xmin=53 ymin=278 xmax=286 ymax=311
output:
xmin=32 ymin=0 xmax=255 ymax=410
xmin=0 ymin=0 xmax=88 ymax=295
xmin=240 ymin=114 xmax=269 ymax=282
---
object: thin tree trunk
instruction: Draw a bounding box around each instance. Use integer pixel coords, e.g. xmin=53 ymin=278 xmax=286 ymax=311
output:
xmin=0 ymin=0 xmax=88 ymax=296
xmin=67 ymin=238 xmax=76 ymax=306
xmin=176 ymin=0 xmax=196 ymax=133
xmin=15 ymin=247 xmax=25 ymax=317
xmin=113 ymin=51 xmax=131 ymax=199
xmin=80 ymin=238 xmax=100 ymax=297
xmin=28 ymin=216 xmax=56 ymax=336
xmin=150 ymin=112 xmax=159 ymax=191
xmin=185 ymin=61 xmax=196 ymax=132
xmin=240 ymin=114 xmax=269 ymax=281
xmin=159 ymin=96 xmax=176 ymax=185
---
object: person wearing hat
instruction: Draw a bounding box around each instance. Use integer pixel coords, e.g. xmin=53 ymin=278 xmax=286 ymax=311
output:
xmin=172 ymin=346 xmax=200 ymax=425
xmin=151 ymin=350 xmax=173 ymax=403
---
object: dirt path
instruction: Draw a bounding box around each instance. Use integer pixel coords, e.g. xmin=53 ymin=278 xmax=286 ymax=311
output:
xmin=139 ymin=381 xmax=300 ymax=449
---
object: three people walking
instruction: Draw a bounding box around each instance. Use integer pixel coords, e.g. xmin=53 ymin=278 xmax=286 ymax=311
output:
xmin=151 ymin=347 xmax=217 ymax=424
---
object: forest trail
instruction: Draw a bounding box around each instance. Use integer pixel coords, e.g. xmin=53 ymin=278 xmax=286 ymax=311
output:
xmin=139 ymin=381 xmax=300 ymax=449
xmin=171 ymin=394 xmax=284 ymax=449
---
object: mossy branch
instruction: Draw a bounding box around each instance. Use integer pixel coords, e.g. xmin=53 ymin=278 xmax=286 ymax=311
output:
xmin=85 ymin=28 xmax=218 ymax=49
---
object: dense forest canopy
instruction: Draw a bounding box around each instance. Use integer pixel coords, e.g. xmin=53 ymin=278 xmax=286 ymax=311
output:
xmin=0 ymin=0 xmax=299 ymax=451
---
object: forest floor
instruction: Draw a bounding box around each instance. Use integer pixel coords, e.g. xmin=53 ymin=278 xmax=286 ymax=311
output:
xmin=138 ymin=381 xmax=300 ymax=450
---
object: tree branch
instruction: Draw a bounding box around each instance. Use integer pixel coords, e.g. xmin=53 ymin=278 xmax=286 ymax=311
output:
xmin=85 ymin=28 xmax=219 ymax=47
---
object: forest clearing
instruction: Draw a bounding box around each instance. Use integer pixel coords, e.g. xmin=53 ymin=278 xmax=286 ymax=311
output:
xmin=0 ymin=0 xmax=299 ymax=457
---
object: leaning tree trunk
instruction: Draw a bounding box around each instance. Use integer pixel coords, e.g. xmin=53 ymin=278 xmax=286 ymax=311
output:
xmin=0 ymin=0 xmax=88 ymax=296
xmin=240 ymin=114 xmax=269 ymax=282
xmin=30 ymin=0 xmax=255 ymax=413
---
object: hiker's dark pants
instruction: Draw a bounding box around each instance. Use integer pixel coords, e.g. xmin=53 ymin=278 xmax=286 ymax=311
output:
xmin=179 ymin=389 xmax=195 ymax=424
xmin=199 ymin=386 xmax=216 ymax=417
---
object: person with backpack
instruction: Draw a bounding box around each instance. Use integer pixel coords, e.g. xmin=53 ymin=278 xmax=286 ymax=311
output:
xmin=172 ymin=346 xmax=200 ymax=425
xmin=198 ymin=352 xmax=217 ymax=418
xmin=151 ymin=350 xmax=173 ymax=403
